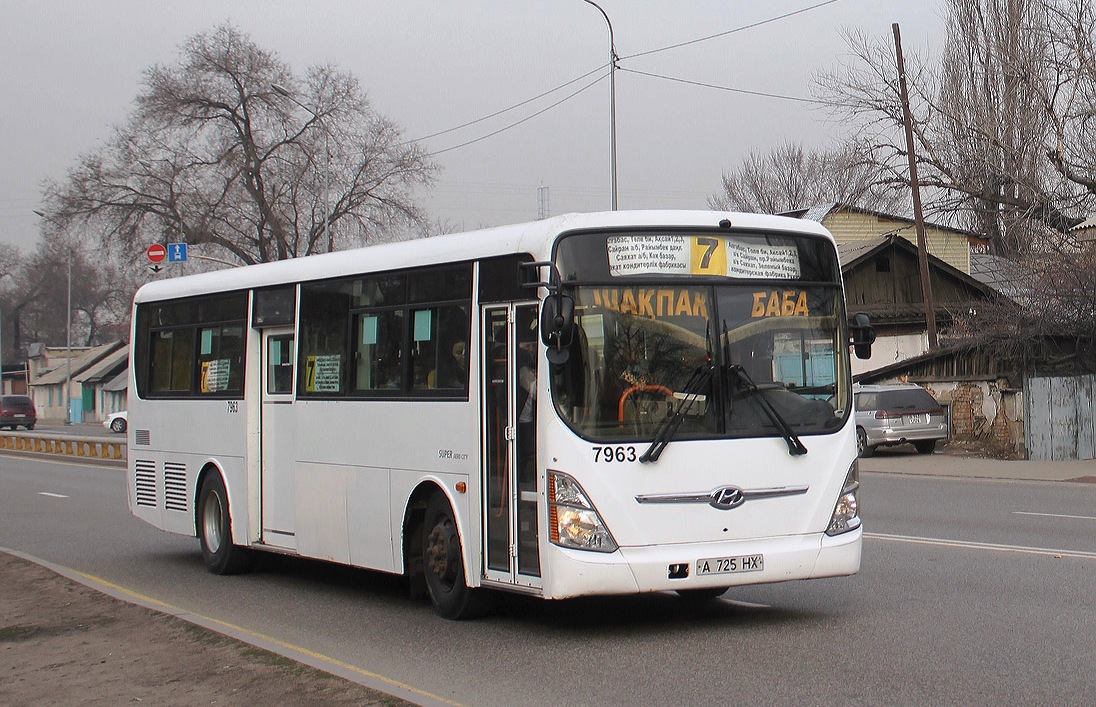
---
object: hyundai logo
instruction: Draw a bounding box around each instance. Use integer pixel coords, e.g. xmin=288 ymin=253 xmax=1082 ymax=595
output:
xmin=708 ymin=486 xmax=745 ymax=510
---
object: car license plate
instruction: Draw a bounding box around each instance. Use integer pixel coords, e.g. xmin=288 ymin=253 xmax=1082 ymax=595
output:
xmin=904 ymin=413 xmax=927 ymax=425
xmin=696 ymin=554 xmax=764 ymax=576
xmin=13 ymin=413 xmax=25 ymax=418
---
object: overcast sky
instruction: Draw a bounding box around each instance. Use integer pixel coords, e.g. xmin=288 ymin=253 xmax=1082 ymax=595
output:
xmin=0 ymin=0 xmax=945 ymax=252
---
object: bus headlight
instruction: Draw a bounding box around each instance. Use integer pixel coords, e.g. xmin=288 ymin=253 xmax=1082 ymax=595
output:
xmin=548 ymin=471 xmax=618 ymax=552
xmin=826 ymin=460 xmax=861 ymax=536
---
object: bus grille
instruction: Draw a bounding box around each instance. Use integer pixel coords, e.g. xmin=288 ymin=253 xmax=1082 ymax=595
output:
xmin=164 ymin=462 xmax=189 ymax=512
xmin=134 ymin=429 xmax=151 ymax=446
xmin=134 ymin=460 xmax=157 ymax=507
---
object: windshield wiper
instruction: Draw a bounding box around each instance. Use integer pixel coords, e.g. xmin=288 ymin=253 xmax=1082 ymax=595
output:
xmin=727 ymin=365 xmax=808 ymax=456
xmin=638 ymin=364 xmax=716 ymax=463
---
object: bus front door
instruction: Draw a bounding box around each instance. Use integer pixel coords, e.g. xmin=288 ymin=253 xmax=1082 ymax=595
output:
xmin=482 ymin=304 xmax=541 ymax=587
xmin=260 ymin=328 xmax=297 ymax=550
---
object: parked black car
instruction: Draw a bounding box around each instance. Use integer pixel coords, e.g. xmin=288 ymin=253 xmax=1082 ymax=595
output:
xmin=0 ymin=395 xmax=37 ymax=430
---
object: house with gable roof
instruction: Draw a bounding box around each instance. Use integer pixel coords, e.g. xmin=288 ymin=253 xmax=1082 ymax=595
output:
xmin=29 ymin=340 xmax=126 ymax=423
xmin=785 ymin=202 xmax=980 ymax=274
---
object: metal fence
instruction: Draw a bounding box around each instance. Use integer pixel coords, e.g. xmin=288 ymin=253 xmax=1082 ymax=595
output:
xmin=1026 ymin=374 xmax=1096 ymax=461
xmin=0 ymin=431 xmax=126 ymax=464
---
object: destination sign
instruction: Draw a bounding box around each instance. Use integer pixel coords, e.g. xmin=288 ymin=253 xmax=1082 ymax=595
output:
xmin=607 ymin=236 xmax=801 ymax=279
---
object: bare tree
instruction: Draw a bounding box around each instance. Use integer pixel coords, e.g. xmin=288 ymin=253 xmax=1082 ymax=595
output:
xmin=41 ymin=24 xmax=437 ymax=266
xmin=948 ymin=242 xmax=1096 ymax=371
xmin=708 ymin=142 xmax=906 ymax=214
xmin=10 ymin=231 xmax=131 ymax=352
xmin=816 ymin=0 xmax=1096 ymax=258
xmin=0 ymin=248 xmax=25 ymax=364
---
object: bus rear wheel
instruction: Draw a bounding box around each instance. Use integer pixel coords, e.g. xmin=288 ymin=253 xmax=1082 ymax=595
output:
xmin=197 ymin=473 xmax=252 ymax=575
xmin=422 ymin=493 xmax=489 ymax=619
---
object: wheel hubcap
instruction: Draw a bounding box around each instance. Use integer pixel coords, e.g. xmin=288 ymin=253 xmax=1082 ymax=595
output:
xmin=202 ymin=494 xmax=223 ymax=553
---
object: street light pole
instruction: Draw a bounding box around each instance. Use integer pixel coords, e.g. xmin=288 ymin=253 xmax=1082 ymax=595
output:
xmin=65 ymin=254 xmax=72 ymax=424
xmin=584 ymin=0 xmax=618 ymax=210
xmin=271 ymin=83 xmax=332 ymax=251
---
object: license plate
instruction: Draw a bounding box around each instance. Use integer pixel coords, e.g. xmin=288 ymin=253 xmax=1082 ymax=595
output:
xmin=696 ymin=554 xmax=764 ymax=576
xmin=13 ymin=413 xmax=25 ymax=418
xmin=904 ymin=413 xmax=927 ymax=425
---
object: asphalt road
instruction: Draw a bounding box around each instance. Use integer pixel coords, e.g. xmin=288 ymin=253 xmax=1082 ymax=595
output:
xmin=2 ymin=453 xmax=1095 ymax=705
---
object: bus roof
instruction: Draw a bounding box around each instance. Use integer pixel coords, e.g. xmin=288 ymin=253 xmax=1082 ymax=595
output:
xmin=133 ymin=210 xmax=833 ymax=304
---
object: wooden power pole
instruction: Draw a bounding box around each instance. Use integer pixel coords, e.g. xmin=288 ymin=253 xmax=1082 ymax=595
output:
xmin=893 ymin=23 xmax=938 ymax=349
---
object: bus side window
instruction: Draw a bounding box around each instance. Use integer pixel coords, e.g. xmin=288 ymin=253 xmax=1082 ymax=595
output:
xmin=413 ymin=304 xmax=470 ymax=391
xmin=354 ymin=310 xmax=404 ymax=390
xmin=298 ymin=282 xmax=351 ymax=394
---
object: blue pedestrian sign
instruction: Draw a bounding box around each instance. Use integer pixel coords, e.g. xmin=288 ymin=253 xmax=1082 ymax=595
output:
xmin=168 ymin=243 xmax=188 ymax=263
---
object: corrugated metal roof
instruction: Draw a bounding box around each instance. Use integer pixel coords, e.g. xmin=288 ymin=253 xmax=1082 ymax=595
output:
xmin=74 ymin=345 xmax=129 ymax=384
xmin=33 ymin=341 xmax=126 ymax=386
xmin=970 ymin=254 xmax=1031 ymax=301
xmin=102 ymin=369 xmax=128 ymax=392
xmin=1068 ymin=216 xmax=1096 ymax=232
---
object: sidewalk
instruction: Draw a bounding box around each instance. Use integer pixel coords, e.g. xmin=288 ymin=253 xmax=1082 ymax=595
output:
xmin=859 ymin=446 xmax=1096 ymax=483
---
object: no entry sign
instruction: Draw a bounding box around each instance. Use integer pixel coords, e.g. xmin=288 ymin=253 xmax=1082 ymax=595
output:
xmin=147 ymin=244 xmax=167 ymax=263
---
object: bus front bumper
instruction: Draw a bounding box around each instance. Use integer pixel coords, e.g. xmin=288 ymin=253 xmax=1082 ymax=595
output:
xmin=541 ymin=527 xmax=862 ymax=600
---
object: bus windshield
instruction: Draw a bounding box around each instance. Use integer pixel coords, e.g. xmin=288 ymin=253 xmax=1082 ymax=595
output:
xmin=549 ymin=230 xmax=850 ymax=444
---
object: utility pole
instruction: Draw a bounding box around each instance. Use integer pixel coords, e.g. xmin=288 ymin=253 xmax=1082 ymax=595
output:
xmin=893 ymin=23 xmax=938 ymax=349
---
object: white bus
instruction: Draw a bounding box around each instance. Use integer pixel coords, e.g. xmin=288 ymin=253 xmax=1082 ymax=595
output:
xmin=127 ymin=210 xmax=875 ymax=619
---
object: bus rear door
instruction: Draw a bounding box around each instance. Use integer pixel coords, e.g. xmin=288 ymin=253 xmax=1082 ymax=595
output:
xmin=261 ymin=328 xmax=297 ymax=550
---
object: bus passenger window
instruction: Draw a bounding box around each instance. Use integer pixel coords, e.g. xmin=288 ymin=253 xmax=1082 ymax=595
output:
xmin=197 ymin=325 xmax=244 ymax=394
xmin=413 ymin=304 xmax=470 ymax=391
xmin=298 ymin=281 xmax=351 ymax=394
xmin=150 ymin=330 xmax=194 ymax=393
xmin=354 ymin=310 xmax=404 ymax=390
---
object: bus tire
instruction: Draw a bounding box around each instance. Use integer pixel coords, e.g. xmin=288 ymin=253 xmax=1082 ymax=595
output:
xmin=422 ymin=493 xmax=488 ymax=620
xmin=676 ymin=588 xmax=727 ymax=602
xmin=197 ymin=473 xmax=252 ymax=575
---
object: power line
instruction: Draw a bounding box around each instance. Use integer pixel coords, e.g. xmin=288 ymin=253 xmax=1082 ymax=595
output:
xmin=620 ymin=67 xmax=824 ymax=104
xmin=621 ymin=0 xmax=842 ymax=60
xmin=410 ymin=0 xmax=841 ymax=155
xmin=425 ymin=70 xmax=609 ymax=157
xmin=407 ymin=65 xmax=605 ymax=145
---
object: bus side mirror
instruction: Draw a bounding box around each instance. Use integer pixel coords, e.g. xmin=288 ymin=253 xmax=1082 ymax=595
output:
xmin=541 ymin=295 xmax=575 ymax=365
xmin=849 ymin=312 xmax=875 ymax=360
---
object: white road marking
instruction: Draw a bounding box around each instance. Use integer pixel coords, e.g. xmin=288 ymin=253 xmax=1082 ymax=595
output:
xmin=865 ymin=532 xmax=1096 ymax=560
xmin=1012 ymin=511 xmax=1096 ymax=521
xmin=38 ymin=492 xmax=69 ymax=499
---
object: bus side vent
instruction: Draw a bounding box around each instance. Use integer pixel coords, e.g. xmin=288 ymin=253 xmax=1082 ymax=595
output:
xmin=134 ymin=429 xmax=151 ymax=446
xmin=134 ymin=460 xmax=157 ymax=508
xmin=163 ymin=462 xmax=189 ymax=512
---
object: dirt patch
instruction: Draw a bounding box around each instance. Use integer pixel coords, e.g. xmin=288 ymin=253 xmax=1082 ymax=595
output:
xmin=0 ymin=552 xmax=410 ymax=706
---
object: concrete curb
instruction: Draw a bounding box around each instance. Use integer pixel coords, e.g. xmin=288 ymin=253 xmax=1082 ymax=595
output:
xmin=859 ymin=450 xmax=1096 ymax=483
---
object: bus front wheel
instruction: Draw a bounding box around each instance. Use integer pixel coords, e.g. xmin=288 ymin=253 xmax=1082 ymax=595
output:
xmin=422 ymin=493 xmax=489 ymax=619
xmin=676 ymin=588 xmax=727 ymax=602
xmin=197 ymin=473 xmax=252 ymax=575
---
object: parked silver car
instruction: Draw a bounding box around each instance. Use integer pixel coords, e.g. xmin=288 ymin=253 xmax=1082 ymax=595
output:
xmin=854 ymin=384 xmax=948 ymax=457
